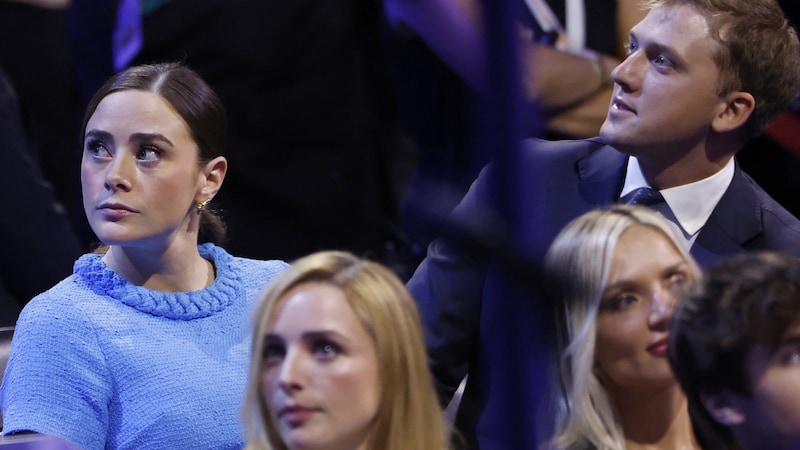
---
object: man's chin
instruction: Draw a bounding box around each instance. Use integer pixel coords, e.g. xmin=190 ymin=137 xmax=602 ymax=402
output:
xmin=598 ymin=129 xmax=639 ymax=156
xmin=598 ymin=125 xmax=617 ymax=146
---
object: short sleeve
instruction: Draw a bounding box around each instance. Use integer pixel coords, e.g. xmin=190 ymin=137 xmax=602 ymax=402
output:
xmin=1 ymin=287 xmax=112 ymax=450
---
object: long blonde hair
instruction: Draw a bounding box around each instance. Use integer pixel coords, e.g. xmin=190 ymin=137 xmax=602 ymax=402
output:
xmin=241 ymin=251 xmax=449 ymax=450
xmin=542 ymin=205 xmax=701 ymax=450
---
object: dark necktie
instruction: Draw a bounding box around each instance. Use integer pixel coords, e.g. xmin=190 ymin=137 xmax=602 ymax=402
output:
xmin=619 ymin=187 xmax=664 ymax=206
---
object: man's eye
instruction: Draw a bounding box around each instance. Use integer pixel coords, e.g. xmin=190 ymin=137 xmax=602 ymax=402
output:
xmin=625 ymin=41 xmax=637 ymax=56
xmin=653 ymin=55 xmax=672 ymax=68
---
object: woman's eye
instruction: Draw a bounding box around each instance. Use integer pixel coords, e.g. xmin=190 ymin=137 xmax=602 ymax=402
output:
xmin=602 ymin=294 xmax=638 ymax=312
xmin=262 ymin=342 xmax=285 ymax=367
xmin=667 ymin=271 xmax=689 ymax=294
xmin=614 ymin=295 xmax=637 ymax=310
xmin=670 ymin=272 xmax=686 ymax=284
xmin=86 ymin=140 xmax=111 ymax=158
xmin=313 ymin=340 xmax=341 ymax=360
xmin=136 ymin=146 xmax=161 ymax=162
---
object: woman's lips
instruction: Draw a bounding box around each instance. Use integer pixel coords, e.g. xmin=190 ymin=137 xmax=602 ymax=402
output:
xmin=647 ymin=336 xmax=669 ymax=356
xmin=279 ymin=405 xmax=320 ymax=426
xmin=97 ymin=202 xmax=137 ymax=219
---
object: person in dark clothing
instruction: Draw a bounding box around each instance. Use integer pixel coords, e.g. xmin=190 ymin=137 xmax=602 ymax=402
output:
xmin=408 ymin=0 xmax=800 ymax=447
xmin=0 ymin=67 xmax=82 ymax=326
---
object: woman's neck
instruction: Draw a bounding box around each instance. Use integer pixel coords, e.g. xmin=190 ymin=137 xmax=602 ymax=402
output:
xmin=102 ymin=240 xmax=214 ymax=292
xmin=610 ymin=382 xmax=700 ymax=450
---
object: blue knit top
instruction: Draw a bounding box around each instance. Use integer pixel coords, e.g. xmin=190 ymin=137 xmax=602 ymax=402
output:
xmin=0 ymin=243 xmax=288 ymax=450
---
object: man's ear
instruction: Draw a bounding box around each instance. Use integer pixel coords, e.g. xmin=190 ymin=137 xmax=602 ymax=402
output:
xmin=198 ymin=156 xmax=228 ymax=200
xmin=700 ymin=391 xmax=746 ymax=426
xmin=711 ymin=91 xmax=755 ymax=134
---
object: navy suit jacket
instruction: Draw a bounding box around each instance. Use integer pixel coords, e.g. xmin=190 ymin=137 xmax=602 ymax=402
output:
xmin=407 ymin=137 xmax=800 ymax=449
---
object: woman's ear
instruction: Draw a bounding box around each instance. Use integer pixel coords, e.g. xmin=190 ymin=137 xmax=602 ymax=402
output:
xmin=711 ymin=91 xmax=755 ymax=134
xmin=700 ymin=391 xmax=746 ymax=426
xmin=198 ymin=156 xmax=228 ymax=200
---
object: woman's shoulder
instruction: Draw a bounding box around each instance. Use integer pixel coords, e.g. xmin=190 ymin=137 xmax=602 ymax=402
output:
xmin=232 ymin=254 xmax=290 ymax=273
xmin=203 ymin=243 xmax=289 ymax=281
xmin=17 ymin=273 xmax=102 ymax=338
xmin=26 ymin=258 xmax=98 ymax=310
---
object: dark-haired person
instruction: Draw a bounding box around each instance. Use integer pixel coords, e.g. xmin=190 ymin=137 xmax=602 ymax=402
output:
xmin=670 ymin=251 xmax=800 ymax=450
xmin=0 ymin=66 xmax=81 ymax=325
xmin=0 ymin=62 xmax=288 ymax=450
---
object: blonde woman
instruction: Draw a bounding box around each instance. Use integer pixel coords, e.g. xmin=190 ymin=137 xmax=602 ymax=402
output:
xmin=543 ymin=205 xmax=702 ymax=450
xmin=242 ymin=251 xmax=450 ymax=450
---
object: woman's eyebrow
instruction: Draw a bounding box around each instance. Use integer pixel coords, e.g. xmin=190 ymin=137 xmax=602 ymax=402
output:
xmin=129 ymin=132 xmax=174 ymax=146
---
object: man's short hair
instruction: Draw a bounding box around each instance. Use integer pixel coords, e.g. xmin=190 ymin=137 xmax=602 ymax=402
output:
xmin=668 ymin=251 xmax=800 ymax=447
xmin=642 ymin=0 xmax=800 ymax=136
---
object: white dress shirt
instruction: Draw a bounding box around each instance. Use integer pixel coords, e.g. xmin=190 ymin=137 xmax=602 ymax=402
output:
xmin=620 ymin=156 xmax=735 ymax=247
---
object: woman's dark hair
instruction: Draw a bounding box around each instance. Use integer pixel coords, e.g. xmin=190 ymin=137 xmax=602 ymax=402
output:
xmin=82 ymin=62 xmax=227 ymax=245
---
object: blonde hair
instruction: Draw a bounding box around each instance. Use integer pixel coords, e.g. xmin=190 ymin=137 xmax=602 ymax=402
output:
xmin=542 ymin=205 xmax=701 ymax=450
xmin=241 ymin=251 xmax=449 ymax=450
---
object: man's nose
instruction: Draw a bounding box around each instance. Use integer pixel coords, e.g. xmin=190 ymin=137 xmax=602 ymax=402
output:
xmin=610 ymin=50 xmax=646 ymax=92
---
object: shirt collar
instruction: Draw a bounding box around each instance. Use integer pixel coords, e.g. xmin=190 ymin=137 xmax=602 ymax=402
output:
xmin=621 ymin=156 xmax=735 ymax=236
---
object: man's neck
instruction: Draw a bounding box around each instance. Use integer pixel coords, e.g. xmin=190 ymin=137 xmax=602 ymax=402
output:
xmin=637 ymin=151 xmax=733 ymax=190
xmin=630 ymin=132 xmax=742 ymax=189
xmin=639 ymin=156 xmax=733 ymax=190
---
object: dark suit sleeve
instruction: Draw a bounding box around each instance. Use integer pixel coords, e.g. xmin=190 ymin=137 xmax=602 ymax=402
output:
xmin=406 ymin=162 xmax=498 ymax=404
xmin=0 ymin=69 xmax=81 ymax=315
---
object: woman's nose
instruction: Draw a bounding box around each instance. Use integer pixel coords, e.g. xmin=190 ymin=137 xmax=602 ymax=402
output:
xmin=648 ymin=288 xmax=675 ymax=329
xmin=104 ymin=154 xmax=133 ymax=191
xmin=277 ymin=348 xmax=305 ymax=393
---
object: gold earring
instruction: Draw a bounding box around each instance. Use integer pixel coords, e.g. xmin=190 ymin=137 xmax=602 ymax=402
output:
xmin=196 ymin=199 xmax=211 ymax=215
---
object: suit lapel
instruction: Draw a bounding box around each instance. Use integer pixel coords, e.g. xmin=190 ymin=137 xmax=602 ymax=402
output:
xmin=575 ymin=144 xmax=627 ymax=204
xmin=543 ymin=144 xmax=626 ymax=243
xmin=565 ymin=151 xmax=764 ymax=269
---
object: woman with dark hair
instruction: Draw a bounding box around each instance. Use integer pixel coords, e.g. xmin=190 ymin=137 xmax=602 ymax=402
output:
xmin=0 ymin=62 xmax=288 ymax=450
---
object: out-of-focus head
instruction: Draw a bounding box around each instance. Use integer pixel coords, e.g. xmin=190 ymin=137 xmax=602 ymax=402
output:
xmin=81 ymin=62 xmax=227 ymax=245
xmin=242 ymin=251 xmax=447 ymax=450
xmin=544 ymin=205 xmax=700 ymax=449
xmin=669 ymin=251 xmax=800 ymax=450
